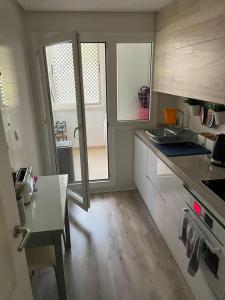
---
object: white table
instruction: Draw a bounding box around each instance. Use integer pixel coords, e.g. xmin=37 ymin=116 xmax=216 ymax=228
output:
xmin=25 ymin=175 xmax=71 ymax=300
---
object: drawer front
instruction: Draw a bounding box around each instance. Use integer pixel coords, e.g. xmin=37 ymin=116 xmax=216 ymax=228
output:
xmin=145 ymin=176 xmax=165 ymax=236
xmin=147 ymin=148 xmax=189 ymax=210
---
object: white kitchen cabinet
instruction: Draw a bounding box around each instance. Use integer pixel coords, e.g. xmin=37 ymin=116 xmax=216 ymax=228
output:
xmin=134 ymin=136 xmax=165 ymax=235
xmin=147 ymin=147 xmax=190 ymax=258
xmin=134 ymin=135 xmax=218 ymax=300
xmin=163 ymin=182 xmax=191 ymax=258
xmin=145 ymin=176 xmax=165 ymax=234
xmin=135 ymin=136 xmax=190 ymax=259
xmin=151 ymin=186 xmax=165 ymax=235
xmin=147 ymin=148 xmax=179 ymax=254
xmin=147 ymin=148 xmax=189 ymax=208
xmin=142 ymin=174 xmax=156 ymax=216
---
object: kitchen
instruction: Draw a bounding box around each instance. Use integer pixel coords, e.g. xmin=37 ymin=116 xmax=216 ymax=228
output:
xmin=1 ymin=0 xmax=225 ymax=300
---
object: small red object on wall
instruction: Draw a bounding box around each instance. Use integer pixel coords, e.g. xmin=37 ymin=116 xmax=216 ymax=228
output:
xmin=139 ymin=107 xmax=149 ymax=120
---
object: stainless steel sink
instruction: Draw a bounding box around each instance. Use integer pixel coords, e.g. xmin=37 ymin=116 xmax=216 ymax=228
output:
xmin=145 ymin=127 xmax=195 ymax=144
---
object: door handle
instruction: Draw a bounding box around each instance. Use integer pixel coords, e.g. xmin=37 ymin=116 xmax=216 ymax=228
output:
xmin=74 ymin=126 xmax=79 ymax=139
xmin=14 ymin=225 xmax=31 ymax=252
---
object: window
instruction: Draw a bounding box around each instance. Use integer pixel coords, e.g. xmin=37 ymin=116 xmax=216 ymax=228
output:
xmin=117 ymin=43 xmax=152 ymax=121
xmin=45 ymin=43 xmax=102 ymax=107
xmin=0 ymin=69 xmax=8 ymax=107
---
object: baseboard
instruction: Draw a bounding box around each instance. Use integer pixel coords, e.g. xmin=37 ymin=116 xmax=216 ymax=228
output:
xmin=89 ymin=185 xmax=136 ymax=194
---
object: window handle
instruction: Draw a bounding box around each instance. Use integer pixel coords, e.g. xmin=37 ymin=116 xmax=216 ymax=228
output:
xmin=14 ymin=225 xmax=31 ymax=252
xmin=74 ymin=126 xmax=79 ymax=139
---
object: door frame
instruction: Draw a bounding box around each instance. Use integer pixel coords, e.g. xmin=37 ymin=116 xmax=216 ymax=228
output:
xmin=29 ymin=32 xmax=116 ymax=192
xmin=27 ymin=32 xmax=155 ymax=193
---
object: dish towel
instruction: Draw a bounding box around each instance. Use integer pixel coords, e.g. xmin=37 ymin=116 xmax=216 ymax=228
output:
xmin=186 ymin=222 xmax=205 ymax=276
xmin=180 ymin=214 xmax=189 ymax=246
xmin=186 ymin=222 xmax=196 ymax=258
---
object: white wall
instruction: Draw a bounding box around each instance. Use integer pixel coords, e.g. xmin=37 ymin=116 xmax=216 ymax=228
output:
xmin=0 ymin=0 xmax=41 ymax=174
xmin=24 ymin=12 xmax=155 ymax=190
xmin=178 ymin=97 xmax=225 ymax=135
xmin=24 ymin=12 xmax=154 ymax=35
xmin=156 ymin=92 xmax=225 ymax=135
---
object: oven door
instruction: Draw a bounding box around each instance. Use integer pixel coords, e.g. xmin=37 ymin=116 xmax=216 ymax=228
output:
xmin=177 ymin=205 xmax=225 ymax=300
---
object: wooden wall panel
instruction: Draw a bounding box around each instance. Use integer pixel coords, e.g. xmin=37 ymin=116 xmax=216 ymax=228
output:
xmin=156 ymin=0 xmax=177 ymax=31
xmin=154 ymin=22 xmax=176 ymax=55
xmin=153 ymin=0 xmax=225 ymax=104
xmin=175 ymin=0 xmax=225 ymax=48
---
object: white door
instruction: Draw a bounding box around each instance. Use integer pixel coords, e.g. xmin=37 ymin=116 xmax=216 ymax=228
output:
xmin=0 ymin=113 xmax=33 ymax=299
xmin=38 ymin=32 xmax=90 ymax=211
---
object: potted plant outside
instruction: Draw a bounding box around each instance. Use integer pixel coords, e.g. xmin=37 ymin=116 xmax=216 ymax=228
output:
xmin=184 ymin=98 xmax=202 ymax=116
xmin=211 ymin=103 xmax=225 ymax=125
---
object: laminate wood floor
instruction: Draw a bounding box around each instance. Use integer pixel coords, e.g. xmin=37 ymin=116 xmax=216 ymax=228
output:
xmin=31 ymin=191 xmax=194 ymax=300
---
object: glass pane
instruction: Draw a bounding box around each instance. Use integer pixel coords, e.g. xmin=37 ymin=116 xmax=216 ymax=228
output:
xmin=48 ymin=43 xmax=76 ymax=105
xmin=81 ymin=43 xmax=109 ymax=181
xmin=46 ymin=42 xmax=109 ymax=182
xmin=81 ymin=43 xmax=101 ymax=105
xmin=117 ymin=43 xmax=152 ymax=121
xmin=45 ymin=42 xmax=101 ymax=106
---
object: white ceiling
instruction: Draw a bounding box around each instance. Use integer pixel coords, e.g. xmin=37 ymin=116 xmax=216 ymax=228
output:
xmin=17 ymin=0 xmax=171 ymax=12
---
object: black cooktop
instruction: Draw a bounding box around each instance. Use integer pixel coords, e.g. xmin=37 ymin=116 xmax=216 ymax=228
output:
xmin=202 ymin=179 xmax=225 ymax=201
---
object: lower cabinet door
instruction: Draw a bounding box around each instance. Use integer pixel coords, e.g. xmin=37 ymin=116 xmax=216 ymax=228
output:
xmin=145 ymin=176 xmax=165 ymax=235
xmin=163 ymin=189 xmax=188 ymax=259
xmin=154 ymin=192 xmax=165 ymax=235
xmin=143 ymin=177 xmax=156 ymax=214
xmin=164 ymin=199 xmax=180 ymax=258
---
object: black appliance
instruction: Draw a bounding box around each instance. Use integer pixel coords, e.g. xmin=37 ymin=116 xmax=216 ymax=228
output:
xmin=211 ymin=134 xmax=225 ymax=167
xmin=202 ymin=179 xmax=225 ymax=202
xmin=56 ymin=140 xmax=74 ymax=183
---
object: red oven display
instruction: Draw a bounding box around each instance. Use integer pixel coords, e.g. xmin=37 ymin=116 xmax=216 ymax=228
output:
xmin=193 ymin=201 xmax=202 ymax=216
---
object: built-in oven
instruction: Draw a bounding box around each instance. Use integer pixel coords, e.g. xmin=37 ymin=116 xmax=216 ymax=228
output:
xmin=177 ymin=187 xmax=225 ymax=300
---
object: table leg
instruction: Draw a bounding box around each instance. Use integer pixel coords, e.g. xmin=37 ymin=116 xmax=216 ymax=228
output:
xmin=54 ymin=234 xmax=67 ymax=300
xmin=64 ymin=199 xmax=71 ymax=249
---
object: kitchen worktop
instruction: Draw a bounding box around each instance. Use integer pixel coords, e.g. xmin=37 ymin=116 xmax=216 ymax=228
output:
xmin=136 ymin=130 xmax=225 ymax=225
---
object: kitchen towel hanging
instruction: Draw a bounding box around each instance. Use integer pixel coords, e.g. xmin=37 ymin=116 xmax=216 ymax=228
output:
xmin=180 ymin=215 xmax=205 ymax=276
xmin=187 ymin=227 xmax=205 ymax=276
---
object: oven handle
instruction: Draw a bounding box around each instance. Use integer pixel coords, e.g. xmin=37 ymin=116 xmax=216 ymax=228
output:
xmin=181 ymin=208 xmax=221 ymax=255
xmin=204 ymin=240 xmax=221 ymax=255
